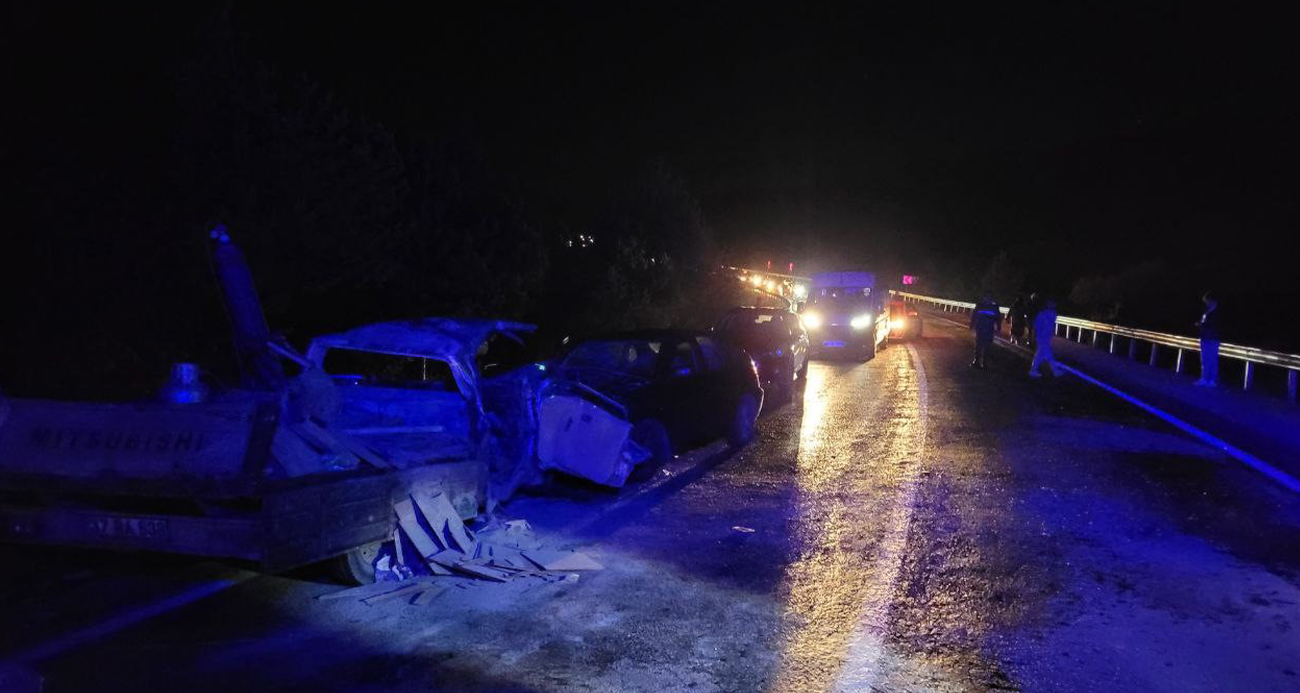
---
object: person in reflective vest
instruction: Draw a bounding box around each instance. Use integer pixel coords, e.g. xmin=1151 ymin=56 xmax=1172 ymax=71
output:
xmin=1029 ymin=299 xmax=1063 ymax=378
xmin=969 ymin=294 xmax=1003 ymax=369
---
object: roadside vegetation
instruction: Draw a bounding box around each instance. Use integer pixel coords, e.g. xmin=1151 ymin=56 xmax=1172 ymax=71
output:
xmin=0 ymin=13 xmax=753 ymax=400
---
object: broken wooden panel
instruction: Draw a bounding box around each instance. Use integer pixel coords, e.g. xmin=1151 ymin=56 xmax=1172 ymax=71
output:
xmin=412 ymin=491 xmax=476 ymax=554
xmin=360 ymin=582 xmax=426 ymax=606
xmin=522 ymin=549 xmax=605 ymax=571
xmin=394 ymin=498 xmax=445 ymax=558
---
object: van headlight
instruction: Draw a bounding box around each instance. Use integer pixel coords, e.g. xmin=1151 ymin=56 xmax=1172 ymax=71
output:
xmin=802 ymin=311 xmax=822 ymax=330
xmin=851 ymin=313 xmax=872 ymax=330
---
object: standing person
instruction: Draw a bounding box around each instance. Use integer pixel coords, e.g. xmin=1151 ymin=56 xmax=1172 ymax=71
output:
xmin=1028 ymin=299 xmax=1063 ymax=378
xmin=1025 ymin=292 xmax=1042 ymax=348
xmin=969 ymin=294 xmax=1003 ymax=369
xmin=1009 ymin=295 xmax=1029 ymax=345
xmin=1194 ymin=292 xmax=1221 ymax=387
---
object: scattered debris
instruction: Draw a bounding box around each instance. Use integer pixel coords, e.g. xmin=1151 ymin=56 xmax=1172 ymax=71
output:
xmin=411 ymin=586 xmax=447 ymax=606
xmin=317 ymin=579 xmax=415 ymax=602
xmin=732 ymin=526 xmax=756 ymax=533
xmin=360 ymin=582 xmax=425 ymax=606
xmin=475 ymin=518 xmax=542 ymax=550
xmin=415 ymin=491 xmax=476 ymax=554
xmin=521 ymin=549 xmax=604 ymax=572
xmin=450 ymin=562 xmax=514 ymax=583
xmin=317 ymin=497 xmax=604 ymax=607
xmin=394 ymin=498 xmax=443 ymax=559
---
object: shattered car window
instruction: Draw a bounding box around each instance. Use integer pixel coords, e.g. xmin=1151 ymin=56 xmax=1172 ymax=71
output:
xmin=812 ymin=289 xmax=872 ymax=308
xmin=696 ymin=337 xmax=726 ymax=373
xmin=668 ymin=341 xmax=697 ymax=377
xmin=321 ymin=347 xmax=456 ymax=390
xmin=477 ymin=332 xmax=536 ymax=378
xmin=720 ymin=312 xmax=790 ymax=341
xmin=561 ymin=340 xmax=661 ymax=379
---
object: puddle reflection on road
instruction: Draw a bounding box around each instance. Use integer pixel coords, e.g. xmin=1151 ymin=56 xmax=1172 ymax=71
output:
xmin=770 ymin=352 xmax=931 ymax=691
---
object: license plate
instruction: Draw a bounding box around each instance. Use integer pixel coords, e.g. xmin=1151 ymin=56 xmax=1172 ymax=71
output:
xmin=822 ymin=340 xmax=845 ymax=348
xmin=87 ymin=515 xmax=170 ymax=541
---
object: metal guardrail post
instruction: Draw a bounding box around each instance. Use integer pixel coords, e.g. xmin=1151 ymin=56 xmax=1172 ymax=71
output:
xmin=1175 ymin=349 xmax=1185 ymax=374
xmin=1127 ymin=337 xmax=1137 ymax=359
xmin=1092 ymin=330 xmax=1100 ymax=347
xmin=1243 ymin=362 xmax=1254 ymax=391
xmin=1108 ymin=333 xmax=1116 ymax=353
xmin=1149 ymin=344 xmax=1159 ymax=366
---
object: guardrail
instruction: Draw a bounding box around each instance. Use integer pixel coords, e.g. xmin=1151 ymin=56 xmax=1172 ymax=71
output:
xmin=895 ymin=291 xmax=1300 ymax=403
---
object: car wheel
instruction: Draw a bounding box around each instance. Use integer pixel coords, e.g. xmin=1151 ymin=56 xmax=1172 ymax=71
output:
xmin=796 ymin=352 xmax=809 ymax=380
xmin=329 ymin=539 xmax=385 ymax=585
xmin=728 ymin=394 xmax=759 ymax=448
xmin=773 ymin=356 xmax=797 ymax=403
xmin=861 ymin=337 xmax=876 ymax=361
xmin=632 ymin=419 xmax=673 ymax=464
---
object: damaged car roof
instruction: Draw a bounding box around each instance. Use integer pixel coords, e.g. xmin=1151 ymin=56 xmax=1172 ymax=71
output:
xmin=309 ymin=318 xmax=536 ymax=361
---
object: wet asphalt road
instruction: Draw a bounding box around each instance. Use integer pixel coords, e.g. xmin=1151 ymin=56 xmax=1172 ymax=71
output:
xmin=3 ymin=318 xmax=1300 ymax=692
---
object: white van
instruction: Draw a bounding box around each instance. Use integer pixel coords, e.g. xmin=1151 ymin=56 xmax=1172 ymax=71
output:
xmin=802 ymin=270 xmax=890 ymax=360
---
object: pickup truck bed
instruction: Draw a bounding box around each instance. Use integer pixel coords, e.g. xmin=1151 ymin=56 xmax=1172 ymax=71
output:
xmin=0 ymin=397 xmax=485 ymax=571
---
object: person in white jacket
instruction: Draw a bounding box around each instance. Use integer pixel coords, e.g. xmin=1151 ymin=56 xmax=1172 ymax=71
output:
xmin=1029 ymin=299 xmax=1063 ymax=378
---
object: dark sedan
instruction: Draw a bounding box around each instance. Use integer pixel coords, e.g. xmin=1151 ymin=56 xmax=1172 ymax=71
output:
xmin=714 ymin=306 xmax=809 ymax=399
xmin=551 ymin=330 xmax=764 ymax=463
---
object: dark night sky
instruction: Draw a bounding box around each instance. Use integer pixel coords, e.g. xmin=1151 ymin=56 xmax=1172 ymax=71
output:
xmin=231 ymin=2 xmax=1298 ymax=282
xmin=3 ymin=1 xmax=1299 ymax=397
xmin=3 ymin=2 xmax=1296 ymax=296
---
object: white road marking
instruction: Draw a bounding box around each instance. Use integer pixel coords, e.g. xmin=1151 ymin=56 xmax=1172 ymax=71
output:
xmin=832 ymin=344 xmax=929 ymax=691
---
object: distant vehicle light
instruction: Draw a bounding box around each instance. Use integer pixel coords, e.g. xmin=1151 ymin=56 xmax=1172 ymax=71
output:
xmin=850 ymin=314 xmax=872 ymax=330
xmin=803 ymin=312 xmax=823 ymax=330
xmin=751 ymin=275 xmax=763 ymax=286
xmin=765 ymin=280 xmax=775 ymax=291
xmin=793 ymin=283 xmax=808 ymax=299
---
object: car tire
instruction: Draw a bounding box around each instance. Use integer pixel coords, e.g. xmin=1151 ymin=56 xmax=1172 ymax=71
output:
xmin=728 ymin=394 xmax=759 ymax=448
xmin=329 ymin=539 xmax=385 ymax=585
xmin=774 ymin=356 xmax=797 ymax=403
xmin=796 ymin=353 xmax=809 ymax=380
xmin=632 ymin=419 xmax=673 ymax=464
xmin=862 ymin=337 xmax=876 ymax=361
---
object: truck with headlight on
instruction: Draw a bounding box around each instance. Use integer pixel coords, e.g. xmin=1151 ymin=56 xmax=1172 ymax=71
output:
xmin=801 ymin=270 xmax=889 ymax=360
